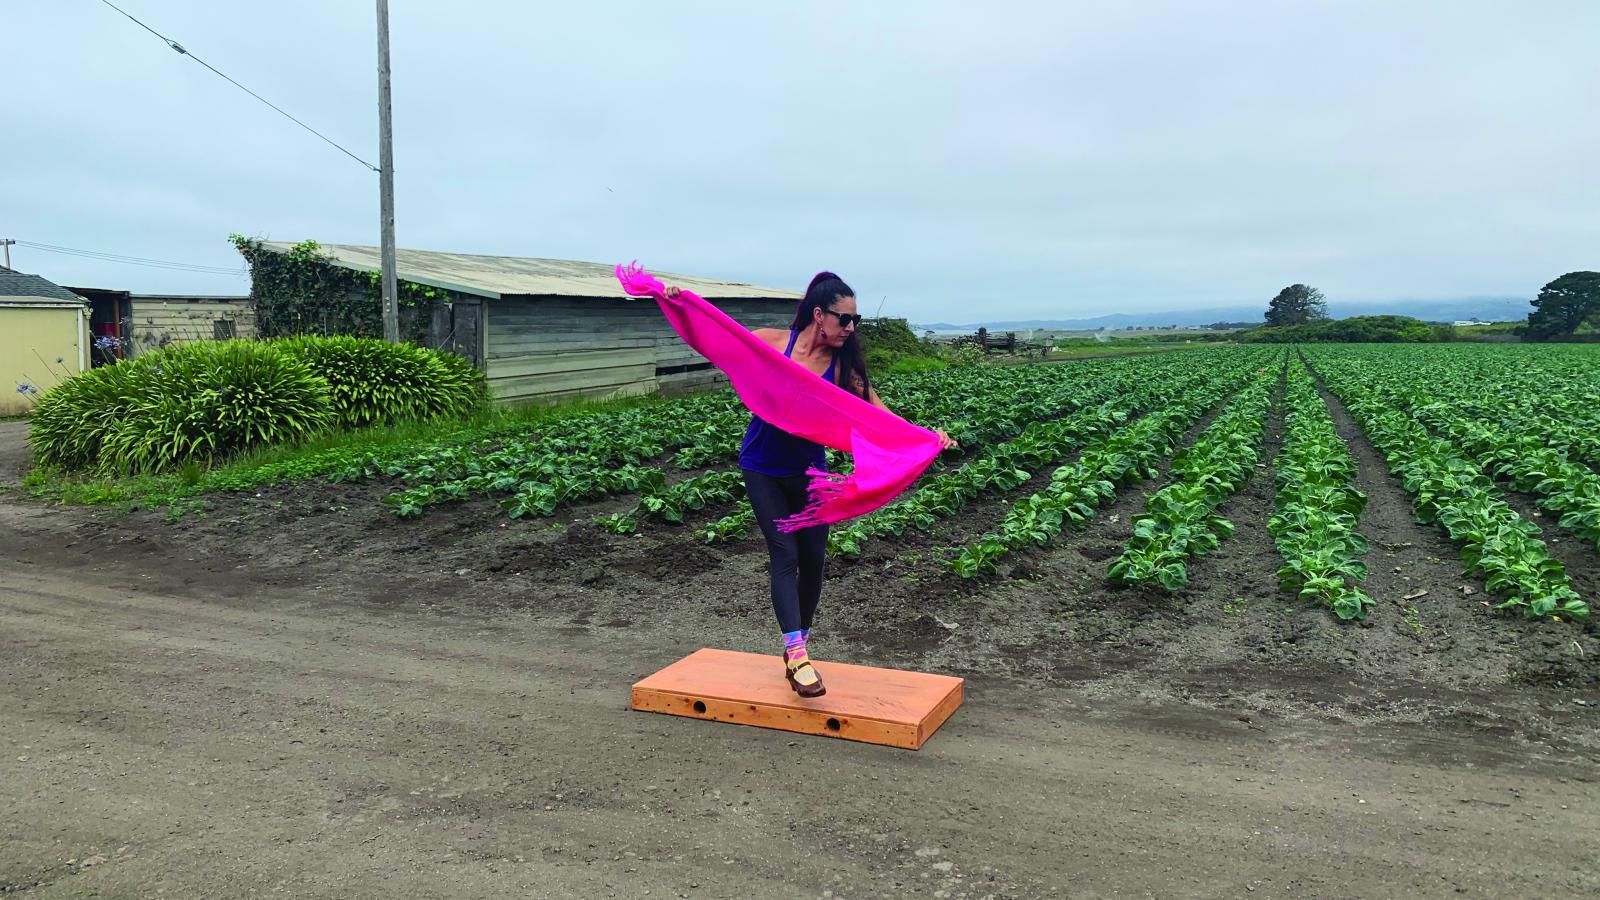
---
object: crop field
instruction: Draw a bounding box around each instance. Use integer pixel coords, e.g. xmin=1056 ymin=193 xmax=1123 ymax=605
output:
xmin=312 ymin=343 xmax=1600 ymax=632
xmin=37 ymin=338 xmax=1590 ymax=772
xmin=19 ymin=342 xmax=1600 ymax=741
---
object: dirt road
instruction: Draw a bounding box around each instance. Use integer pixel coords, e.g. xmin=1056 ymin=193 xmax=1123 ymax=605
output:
xmin=2 ymin=422 xmax=1598 ymax=898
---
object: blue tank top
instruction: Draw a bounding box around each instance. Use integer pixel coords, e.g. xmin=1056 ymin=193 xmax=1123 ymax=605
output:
xmin=738 ymin=330 xmax=836 ymax=477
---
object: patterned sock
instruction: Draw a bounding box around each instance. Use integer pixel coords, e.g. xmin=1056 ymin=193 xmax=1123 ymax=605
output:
xmin=783 ymin=630 xmax=819 ymax=685
xmin=800 ymin=627 xmax=811 ymax=644
xmin=783 ymin=630 xmax=806 ymax=658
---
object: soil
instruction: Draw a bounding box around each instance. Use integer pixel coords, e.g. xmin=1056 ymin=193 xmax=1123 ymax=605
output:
xmin=3 ymin=410 xmax=1599 ymax=899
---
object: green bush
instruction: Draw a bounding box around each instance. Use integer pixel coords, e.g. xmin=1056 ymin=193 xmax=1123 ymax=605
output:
xmin=1242 ymin=315 xmax=1439 ymax=344
xmin=32 ymin=341 xmax=334 ymax=474
xmin=858 ymin=317 xmax=933 ymax=356
xmin=273 ymin=335 xmax=487 ymax=428
xmin=429 ymin=347 xmax=491 ymax=410
xmin=28 ymin=336 xmax=486 ymax=474
xmin=861 ymin=317 xmax=951 ymax=373
xmin=28 ymin=356 xmax=156 ymax=471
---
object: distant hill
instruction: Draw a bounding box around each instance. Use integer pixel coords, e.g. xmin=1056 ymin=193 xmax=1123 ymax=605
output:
xmin=915 ymin=297 xmax=1532 ymax=333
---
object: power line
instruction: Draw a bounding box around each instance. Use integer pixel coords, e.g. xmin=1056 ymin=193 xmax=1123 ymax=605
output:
xmin=15 ymin=240 xmax=244 ymax=275
xmin=95 ymin=0 xmax=380 ymax=173
xmin=17 ymin=240 xmax=243 ymax=274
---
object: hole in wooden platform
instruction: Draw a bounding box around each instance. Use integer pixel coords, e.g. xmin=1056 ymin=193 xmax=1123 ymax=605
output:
xmin=692 ymin=700 xmax=707 ymax=714
xmin=826 ymin=717 xmax=841 ymax=732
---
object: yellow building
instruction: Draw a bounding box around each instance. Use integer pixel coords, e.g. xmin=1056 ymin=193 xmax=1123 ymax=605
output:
xmin=1 ymin=266 xmax=90 ymax=417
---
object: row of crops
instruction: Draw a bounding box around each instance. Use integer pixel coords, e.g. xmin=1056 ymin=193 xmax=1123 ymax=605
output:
xmin=1269 ymin=363 xmax=1372 ymax=620
xmin=1306 ymin=345 xmax=1596 ymax=619
xmin=950 ymin=355 xmax=1269 ymax=577
xmin=342 ymin=343 xmax=1600 ymax=624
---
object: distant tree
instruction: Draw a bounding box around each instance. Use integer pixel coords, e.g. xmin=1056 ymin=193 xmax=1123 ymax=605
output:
xmin=1525 ymin=271 xmax=1600 ymax=341
xmin=1263 ymin=284 xmax=1328 ymax=327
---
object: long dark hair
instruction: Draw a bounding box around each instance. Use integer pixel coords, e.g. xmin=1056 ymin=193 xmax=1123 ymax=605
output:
xmin=791 ymin=271 xmax=870 ymax=400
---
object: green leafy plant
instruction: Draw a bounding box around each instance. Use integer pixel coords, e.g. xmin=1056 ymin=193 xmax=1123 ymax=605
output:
xmin=1107 ymin=367 xmax=1274 ymax=591
xmin=29 ymin=342 xmax=334 ymax=474
xmin=1308 ymin=345 xmax=1588 ymax=620
xmin=599 ymin=470 xmax=747 ymax=533
xmin=1267 ymin=360 xmax=1373 ymax=620
xmin=703 ymin=503 xmax=757 ymax=543
xmin=950 ymin=349 xmax=1278 ymax=577
xmin=27 ymin=356 xmax=157 ymax=471
xmin=272 ymin=335 xmax=487 ymax=428
xmin=1402 ymin=606 xmax=1425 ymax=635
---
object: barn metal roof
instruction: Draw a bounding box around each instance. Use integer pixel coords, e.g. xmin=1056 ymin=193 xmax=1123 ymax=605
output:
xmin=254 ymin=242 xmax=802 ymax=302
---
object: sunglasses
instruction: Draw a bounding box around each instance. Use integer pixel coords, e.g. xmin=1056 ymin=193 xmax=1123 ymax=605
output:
xmin=824 ymin=310 xmax=864 ymax=328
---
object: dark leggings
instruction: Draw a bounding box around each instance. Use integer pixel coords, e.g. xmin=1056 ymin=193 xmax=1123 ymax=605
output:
xmin=743 ymin=469 xmax=829 ymax=634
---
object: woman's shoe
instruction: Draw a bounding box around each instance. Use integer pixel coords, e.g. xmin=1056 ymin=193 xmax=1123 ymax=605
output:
xmin=784 ymin=648 xmax=826 ymax=698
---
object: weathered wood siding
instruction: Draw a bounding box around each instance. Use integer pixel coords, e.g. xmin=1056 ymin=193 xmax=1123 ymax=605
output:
xmin=127 ymin=297 xmax=257 ymax=356
xmin=483 ymin=296 xmax=791 ymax=404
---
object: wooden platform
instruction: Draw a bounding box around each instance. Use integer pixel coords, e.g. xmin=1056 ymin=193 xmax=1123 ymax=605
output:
xmin=630 ymin=648 xmax=964 ymax=750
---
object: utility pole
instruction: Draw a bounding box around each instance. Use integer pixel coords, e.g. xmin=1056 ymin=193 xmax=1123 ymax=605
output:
xmin=376 ymin=0 xmax=399 ymax=343
xmin=1 ymin=239 xmax=14 ymax=269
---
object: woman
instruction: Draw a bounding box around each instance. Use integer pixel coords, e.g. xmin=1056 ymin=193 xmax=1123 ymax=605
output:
xmin=666 ymin=272 xmax=955 ymax=697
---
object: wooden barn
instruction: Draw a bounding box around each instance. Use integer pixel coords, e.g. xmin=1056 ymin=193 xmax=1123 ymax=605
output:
xmin=253 ymin=242 xmax=801 ymax=404
xmin=66 ymin=286 xmax=256 ymax=361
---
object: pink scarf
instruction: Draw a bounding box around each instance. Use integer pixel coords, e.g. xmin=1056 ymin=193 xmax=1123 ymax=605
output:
xmin=616 ymin=262 xmax=943 ymax=532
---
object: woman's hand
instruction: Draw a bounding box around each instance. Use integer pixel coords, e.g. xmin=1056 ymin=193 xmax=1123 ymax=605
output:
xmin=935 ymin=429 xmax=959 ymax=450
xmin=664 ymin=285 xmax=681 ymax=299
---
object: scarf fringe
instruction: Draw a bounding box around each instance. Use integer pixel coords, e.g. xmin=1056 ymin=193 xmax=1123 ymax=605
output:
xmin=616 ymin=260 xmax=664 ymax=297
xmin=774 ymin=467 xmax=853 ymax=533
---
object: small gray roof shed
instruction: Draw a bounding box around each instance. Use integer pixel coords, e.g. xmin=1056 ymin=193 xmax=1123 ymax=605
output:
xmin=0 ymin=266 xmax=88 ymax=306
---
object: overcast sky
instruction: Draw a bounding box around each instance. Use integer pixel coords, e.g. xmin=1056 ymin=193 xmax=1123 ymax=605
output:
xmin=8 ymin=1 xmax=1598 ymax=322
